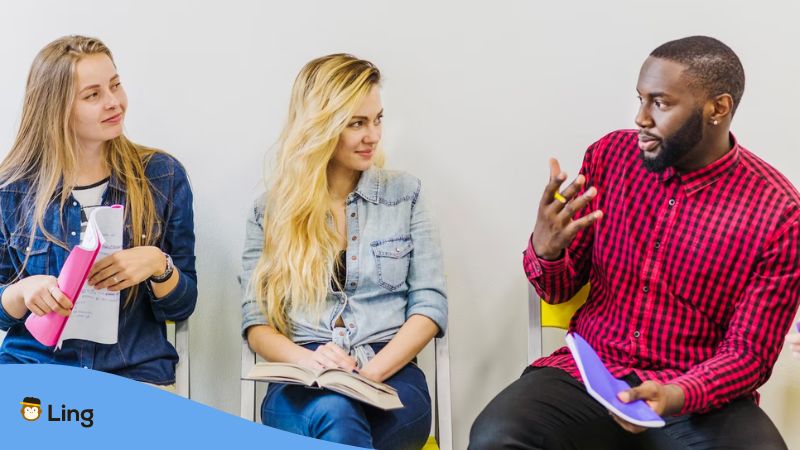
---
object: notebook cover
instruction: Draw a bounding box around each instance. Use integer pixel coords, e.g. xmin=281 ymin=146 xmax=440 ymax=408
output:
xmin=566 ymin=332 xmax=665 ymax=428
xmin=24 ymin=207 xmax=113 ymax=346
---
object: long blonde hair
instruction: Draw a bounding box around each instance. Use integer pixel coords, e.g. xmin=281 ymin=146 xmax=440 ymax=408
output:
xmin=0 ymin=35 xmax=161 ymax=306
xmin=253 ymin=54 xmax=384 ymax=336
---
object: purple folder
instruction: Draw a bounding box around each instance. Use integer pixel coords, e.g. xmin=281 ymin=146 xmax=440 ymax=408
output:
xmin=565 ymin=332 xmax=665 ymax=428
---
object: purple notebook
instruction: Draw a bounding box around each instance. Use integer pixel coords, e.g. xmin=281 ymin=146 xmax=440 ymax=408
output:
xmin=565 ymin=332 xmax=665 ymax=428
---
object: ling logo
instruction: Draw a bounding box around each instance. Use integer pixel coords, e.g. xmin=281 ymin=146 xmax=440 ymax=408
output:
xmin=19 ymin=396 xmax=94 ymax=428
xmin=20 ymin=397 xmax=42 ymax=421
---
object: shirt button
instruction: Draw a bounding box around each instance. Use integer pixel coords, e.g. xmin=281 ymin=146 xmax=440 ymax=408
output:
xmin=72 ymin=201 xmax=78 ymax=207
xmin=654 ymin=241 xmax=660 ymax=249
xmin=348 ymin=323 xmax=355 ymax=329
xmin=668 ymin=198 xmax=676 ymax=206
xmin=643 ymin=286 xmax=649 ymax=293
xmin=633 ymin=331 xmax=641 ymax=338
xmin=25 ymin=246 xmax=31 ymax=253
xmin=83 ymin=366 xmax=89 ymax=369
xmin=71 ymin=231 xmax=77 ymax=236
xmin=351 ymin=236 xmax=357 ymax=241
xmin=350 ymin=212 xmax=356 ymax=218
xmin=351 ymin=255 xmax=357 ymax=261
xmin=350 ymin=282 xmax=356 ymax=288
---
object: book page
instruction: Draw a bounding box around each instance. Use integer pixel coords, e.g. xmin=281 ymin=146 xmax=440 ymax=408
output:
xmin=319 ymin=369 xmax=397 ymax=393
xmin=244 ymin=362 xmax=403 ymax=410
xmin=245 ymin=362 xmax=317 ymax=385
xmin=58 ymin=206 xmax=123 ymax=347
xmin=319 ymin=373 xmax=403 ymax=410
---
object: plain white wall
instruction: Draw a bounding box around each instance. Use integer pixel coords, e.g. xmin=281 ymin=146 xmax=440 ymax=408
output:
xmin=2 ymin=2 xmax=800 ymax=449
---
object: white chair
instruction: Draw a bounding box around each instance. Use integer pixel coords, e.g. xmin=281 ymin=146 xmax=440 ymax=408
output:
xmin=0 ymin=321 xmax=189 ymax=397
xmin=167 ymin=319 xmax=190 ymax=398
xmin=241 ymin=333 xmax=453 ymax=450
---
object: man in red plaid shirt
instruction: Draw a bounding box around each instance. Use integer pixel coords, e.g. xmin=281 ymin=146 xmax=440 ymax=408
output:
xmin=470 ymin=36 xmax=797 ymax=450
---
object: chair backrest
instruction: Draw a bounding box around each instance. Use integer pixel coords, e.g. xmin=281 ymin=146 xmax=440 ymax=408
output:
xmin=527 ymin=283 xmax=588 ymax=362
xmin=166 ymin=320 xmax=190 ymax=398
xmin=240 ymin=333 xmax=453 ymax=450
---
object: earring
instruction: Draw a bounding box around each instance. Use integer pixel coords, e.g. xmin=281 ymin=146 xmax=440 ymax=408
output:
xmin=712 ymin=119 xmax=718 ymax=125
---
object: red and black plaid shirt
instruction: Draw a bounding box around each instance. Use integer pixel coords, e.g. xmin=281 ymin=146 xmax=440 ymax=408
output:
xmin=524 ymin=129 xmax=800 ymax=414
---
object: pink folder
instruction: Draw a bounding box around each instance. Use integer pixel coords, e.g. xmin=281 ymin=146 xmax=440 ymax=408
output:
xmin=24 ymin=205 xmax=118 ymax=346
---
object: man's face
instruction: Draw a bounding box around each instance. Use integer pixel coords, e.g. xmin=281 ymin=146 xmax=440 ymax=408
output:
xmin=635 ymin=56 xmax=706 ymax=173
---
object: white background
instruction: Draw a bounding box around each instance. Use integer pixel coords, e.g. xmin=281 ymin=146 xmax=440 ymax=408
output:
xmin=2 ymin=2 xmax=800 ymax=448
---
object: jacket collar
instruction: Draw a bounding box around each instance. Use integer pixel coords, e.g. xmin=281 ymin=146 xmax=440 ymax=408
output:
xmin=352 ymin=166 xmax=381 ymax=204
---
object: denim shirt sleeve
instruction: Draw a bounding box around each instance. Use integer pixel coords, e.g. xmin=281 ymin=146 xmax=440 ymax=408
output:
xmin=240 ymin=197 xmax=269 ymax=338
xmin=0 ymin=217 xmax=24 ymax=330
xmin=0 ymin=236 xmax=23 ymax=331
xmin=147 ymin=159 xmax=198 ymax=322
xmin=405 ymin=183 xmax=448 ymax=337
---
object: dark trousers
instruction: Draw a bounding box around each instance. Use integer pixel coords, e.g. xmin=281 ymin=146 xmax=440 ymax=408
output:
xmin=468 ymin=366 xmax=786 ymax=450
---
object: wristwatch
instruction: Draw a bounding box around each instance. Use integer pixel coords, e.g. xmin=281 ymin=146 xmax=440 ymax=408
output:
xmin=149 ymin=253 xmax=174 ymax=283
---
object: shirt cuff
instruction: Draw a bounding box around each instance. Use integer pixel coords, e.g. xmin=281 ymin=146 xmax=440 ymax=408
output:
xmin=241 ymin=300 xmax=269 ymax=338
xmin=406 ymin=301 xmax=448 ymax=338
xmin=668 ymin=373 xmax=709 ymax=415
xmin=0 ymin=287 xmax=25 ymax=330
xmin=524 ymin=234 xmax=569 ymax=278
xmin=146 ymin=272 xmax=190 ymax=321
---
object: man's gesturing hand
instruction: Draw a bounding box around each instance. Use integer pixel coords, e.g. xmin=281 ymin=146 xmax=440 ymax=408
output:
xmin=531 ymin=158 xmax=603 ymax=260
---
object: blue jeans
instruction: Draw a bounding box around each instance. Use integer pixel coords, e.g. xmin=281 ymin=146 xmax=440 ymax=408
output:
xmin=261 ymin=343 xmax=431 ymax=450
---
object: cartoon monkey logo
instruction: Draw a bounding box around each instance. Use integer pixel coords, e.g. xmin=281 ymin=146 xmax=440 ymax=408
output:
xmin=20 ymin=397 xmax=42 ymax=421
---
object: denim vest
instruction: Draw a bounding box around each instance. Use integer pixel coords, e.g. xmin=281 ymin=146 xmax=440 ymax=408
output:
xmin=0 ymin=153 xmax=197 ymax=385
xmin=240 ymin=167 xmax=447 ymax=367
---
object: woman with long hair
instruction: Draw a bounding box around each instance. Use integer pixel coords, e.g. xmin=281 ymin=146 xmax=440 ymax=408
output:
xmin=0 ymin=35 xmax=197 ymax=388
xmin=241 ymin=54 xmax=447 ymax=449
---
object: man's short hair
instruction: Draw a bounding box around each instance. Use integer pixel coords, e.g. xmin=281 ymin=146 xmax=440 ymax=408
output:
xmin=650 ymin=36 xmax=745 ymax=115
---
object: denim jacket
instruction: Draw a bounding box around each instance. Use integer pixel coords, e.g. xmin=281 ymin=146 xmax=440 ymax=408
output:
xmin=240 ymin=166 xmax=447 ymax=367
xmin=0 ymin=153 xmax=197 ymax=385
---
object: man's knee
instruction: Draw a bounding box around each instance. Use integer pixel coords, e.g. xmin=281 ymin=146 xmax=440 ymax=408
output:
xmin=468 ymin=405 xmax=548 ymax=450
xmin=469 ymin=408 xmax=512 ymax=450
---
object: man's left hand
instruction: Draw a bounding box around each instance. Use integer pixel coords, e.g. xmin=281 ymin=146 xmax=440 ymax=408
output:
xmin=612 ymin=381 xmax=685 ymax=433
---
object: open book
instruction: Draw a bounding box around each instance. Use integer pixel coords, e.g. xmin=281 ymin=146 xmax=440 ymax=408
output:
xmin=244 ymin=362 xmax=404 ymax=410
xmin=566 ymin=332 xmax=666 ymax=428
xmin=24 ymin=206 xmax=120 ymax=346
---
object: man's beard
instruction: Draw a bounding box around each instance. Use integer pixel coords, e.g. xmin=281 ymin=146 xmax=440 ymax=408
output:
xmin=639 ymin=109 xmax=704 ymax=173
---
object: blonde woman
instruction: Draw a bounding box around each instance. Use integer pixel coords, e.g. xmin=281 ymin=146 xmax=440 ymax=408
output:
xmin=0 ymin=36 xmax=197 ymax=387
xmin=241 ymin=54 xmax=447 ymax=449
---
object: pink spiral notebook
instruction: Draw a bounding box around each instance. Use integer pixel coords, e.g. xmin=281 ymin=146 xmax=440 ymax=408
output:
xmin=565 ymin=332 xmax=666 ymax=428
xmin=24 ymin=206 xmax=119 ymax=346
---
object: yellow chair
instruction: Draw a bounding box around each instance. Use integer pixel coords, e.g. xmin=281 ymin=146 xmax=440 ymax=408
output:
xmin=241 ymin=332 xmax=453 ymax=450
xmin=527 ymin=283 xmax=589 ymax=362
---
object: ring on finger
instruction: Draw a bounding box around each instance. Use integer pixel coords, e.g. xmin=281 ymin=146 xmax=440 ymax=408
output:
xmin=113 ymin=275 xmax=120 ymax=284
xmin=554 ymin=192 xmax=567 ymax=203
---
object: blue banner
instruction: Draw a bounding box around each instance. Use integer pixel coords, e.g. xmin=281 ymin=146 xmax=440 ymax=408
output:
xmin=1 ymin=364 xmax=364 ymax=449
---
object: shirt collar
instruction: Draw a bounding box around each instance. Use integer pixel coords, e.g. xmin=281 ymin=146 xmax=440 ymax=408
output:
xmin=107 ymin=171 xmax=126 ymax=193
xmin=660 ymin=132 xmax=741 ymax=196
xmin=52 ymin=171 xmax=126 ymax=195
xmin=352 ymin=166 xmax=380 ymax=204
